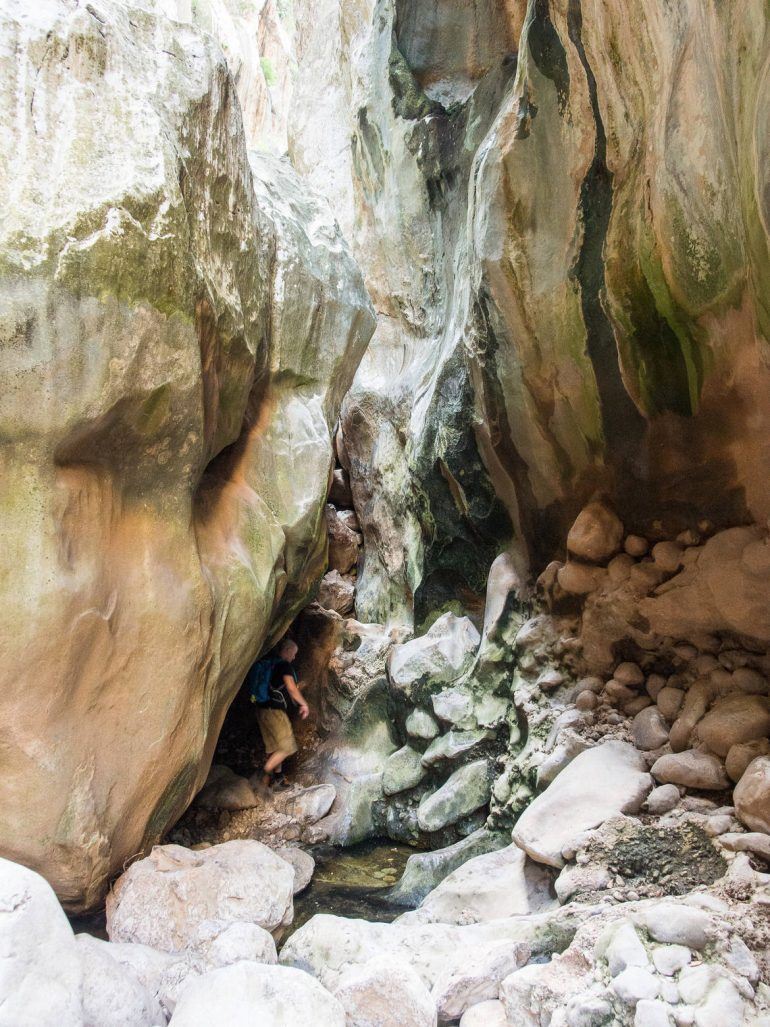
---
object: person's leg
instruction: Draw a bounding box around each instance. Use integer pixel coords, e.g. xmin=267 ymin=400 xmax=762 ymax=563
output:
xmin=264 ymin=749 xmax=288 ymax=775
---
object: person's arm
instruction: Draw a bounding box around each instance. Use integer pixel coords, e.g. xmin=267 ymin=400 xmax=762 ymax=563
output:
xmin=284 ymin=675 xmax=309 ymax=719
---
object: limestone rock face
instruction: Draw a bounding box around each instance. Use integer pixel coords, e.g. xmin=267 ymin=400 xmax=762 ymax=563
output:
xmin=0 ymin=0 xmax=373 ymax=909
xmin=290 ymin=0 xmax=770 ymax=619
xmin=151 ymin=0 xmax=294 ymax=153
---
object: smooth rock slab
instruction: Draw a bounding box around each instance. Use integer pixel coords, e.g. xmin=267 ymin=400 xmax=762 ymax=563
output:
xmin=333 ymin=956 xmax=437 ymax=1027
xmin=106 ymin=841 xmax=295 ymax=950
xmin=513 ymin=742 xmax=652 ymax=868
xmin=168 ymin=962 xmax=346 ymax=1026
xmin=417 ymin=761 xmax=491 ymax=833
xmin=651 ymin=751 xmax=729 ymax=791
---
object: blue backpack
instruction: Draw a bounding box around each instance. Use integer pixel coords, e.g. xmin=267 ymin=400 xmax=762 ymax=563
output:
xmin=246 ymin=657 xmax=279 ymax=707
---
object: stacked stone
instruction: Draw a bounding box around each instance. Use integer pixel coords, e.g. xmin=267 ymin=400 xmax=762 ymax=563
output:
xmin=316 ymin=428 xmax=362 ymax=616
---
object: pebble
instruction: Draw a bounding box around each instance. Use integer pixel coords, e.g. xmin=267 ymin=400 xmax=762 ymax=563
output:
xmin=646 ymin=675 xmax=667 ymax=700
xmin=606 ymin=922 xmax=650 ymax=977
xmin=652 ymin=945 xmax=691 ymax=976
xmin=651 ymin=751 xmax=729 ymax=791
xmin=576 ymin=690 xmax=598 ymax=711
xmin=635 ymin=999 xmax=674 ymax=1027
xmin=605 ymin=680 xmax=636 ymax=704
xmin=609 ymin=553 xmax=635 ymax=583
xmin=625 ymin=697 xmax=653 ymax=717
xmin=640 ymin=903 xmax=713 ymax=949
xmin=694 ymin=655 xmax=718 ymax=675
xmin=724 ymin=935 xmax=760 ymax=983
xmin=577 ymin=676 xmax=605 ymax=694
xmin=704 ymin=814 xmax=733 ymax=837
xmin=652 ymin=541 xmax=684 ymax=574
xmin=673 ymin=644 xmax=698 ymax=663
xmin=731 ymin=667 xmax=768 ymax=694
xmin=612 ymin=967 xmax=660 ymax=1005
xmin=656 ymin=688 xmax=684 ymax=721
xmin=625 ymin=535 xmax=650 ymax=557
xmin=633 ymin=707 xmax=670 ymax=751
xmin=719 ymin=831 xmax=770 ymax=861
xmin=677 ymin=529 xmax=700 ymax=547
xmin=615 ymin=662 xmax=645 ymax=687
xmin=645 ymin=784 xmax=681 ymax=815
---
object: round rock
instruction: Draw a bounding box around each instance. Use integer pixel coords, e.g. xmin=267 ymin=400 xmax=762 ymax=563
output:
xmin=734 ymin=755 xmax=770 ymax=833
xmin=651 ymin=751 xmax=729 ymax=791
xmin=567 ymin=502 xmax=624 ymax=564
xmin=632 ymin=708 xmax=669 ymax=750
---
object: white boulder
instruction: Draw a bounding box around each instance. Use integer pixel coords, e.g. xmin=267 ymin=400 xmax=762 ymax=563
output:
xmin=431 ymin=939 xmax=529 ymax=1022
xmin=76 ymin=934 xmax=165 ymax=1027
xmin=406 ymin=845 xmax=555 ymax=925
xmin=333 ymin=956 xmax=437 ymax=1027
xmin=106 ymin=841 xmax=295 ymax=950
xmin=459 ymin=1000 xmax=509 ymax=1026
xmin=168 ymin=962 xmax=346 ymax=1026
xmin=0 ymin=857 xmax=82 ymax=1027
xmin=182 ymin=919 xmax=277 ymax=967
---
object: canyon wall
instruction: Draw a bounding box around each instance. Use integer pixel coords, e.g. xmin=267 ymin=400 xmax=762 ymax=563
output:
xmin=291 ymin=0 xmax=770 ymax=628
xmin=0 ymin=0 xmax=373 ymax=909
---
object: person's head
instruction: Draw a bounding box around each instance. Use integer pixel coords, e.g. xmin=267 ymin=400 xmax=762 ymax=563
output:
xmin=278 ymin=637 xmax=298 ymax=662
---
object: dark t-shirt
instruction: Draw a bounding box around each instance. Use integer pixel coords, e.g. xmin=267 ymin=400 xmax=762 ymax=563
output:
xmin=270 ymin=659 xmax=296 ymax=688
xmin=268 ymin=659 xmax=297 ymax=711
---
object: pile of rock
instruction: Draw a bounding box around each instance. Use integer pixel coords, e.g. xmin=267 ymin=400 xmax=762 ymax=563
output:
xmin=316 ymin=430 xmax=363 ymax=616
xmin=0 ymin=842 xmax=337 ymax=1027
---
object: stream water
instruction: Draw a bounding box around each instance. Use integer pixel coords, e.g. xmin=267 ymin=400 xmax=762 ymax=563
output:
xmin=287 ymin=839 xmax=413 ymax=938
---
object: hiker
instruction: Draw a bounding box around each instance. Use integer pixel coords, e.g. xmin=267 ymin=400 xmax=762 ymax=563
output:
xmin=246 ymin=637 xmax=309 ymax=794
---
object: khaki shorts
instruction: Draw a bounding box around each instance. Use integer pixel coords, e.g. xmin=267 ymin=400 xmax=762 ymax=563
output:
xmin=256 ymin=707 xmax=298 ymax=756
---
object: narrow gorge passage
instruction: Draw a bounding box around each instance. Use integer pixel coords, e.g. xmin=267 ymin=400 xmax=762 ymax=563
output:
xmin=1 ymin=1 xmax=770 ymax=1026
